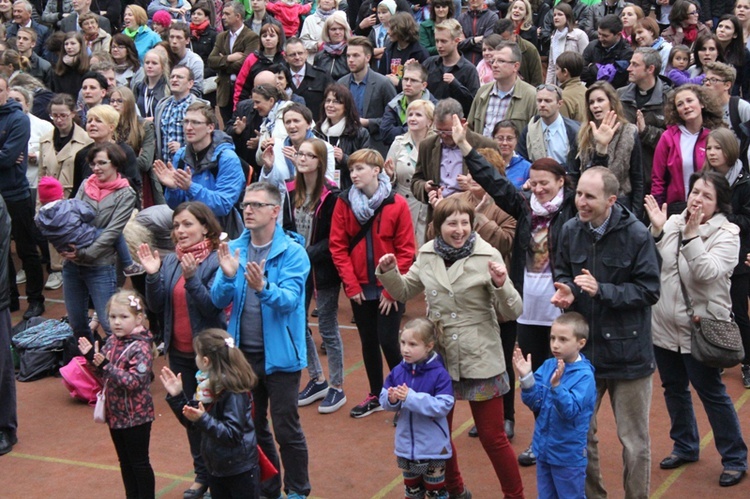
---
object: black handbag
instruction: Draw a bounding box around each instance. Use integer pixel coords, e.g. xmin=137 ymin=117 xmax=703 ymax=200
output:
xmin=676 ymin=233 xmax=745 ymax=369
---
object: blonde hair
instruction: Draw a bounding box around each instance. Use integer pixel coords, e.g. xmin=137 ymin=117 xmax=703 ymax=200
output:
xmin=321 ymin=11 xmax=351 ymax=43
xmin=112 ymin=87 xmax=142 ymax=152
xmin=506 ymin=0 xmax=533 ymax=30
xmin=406 ymin=99 xmax=435 ymax=123
xmin=401 ymin=318 xmax=437 ymax=347
xmin=106 ymin=289 xmax=146 ymax=319
xmin=87 ymin=104 xmax=120 ymax=128
xmin=435 ymin=18 xmax=462 ymax=39
xmin=126 ymin=5 xmax=149 ymax=26
xmin=348 ymin=148 xmax=384 ymax=171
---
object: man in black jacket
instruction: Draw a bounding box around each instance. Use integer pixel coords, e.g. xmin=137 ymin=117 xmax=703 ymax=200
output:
xmin=284 ymin=37 xmax=332 ymax=122
xmin=552 ymin=167 xmax=660 ymax=499
xmin=0 ymin=195 xmax=15 ymax=456
xmin=581 ymin=14 xmax=634 ymax=89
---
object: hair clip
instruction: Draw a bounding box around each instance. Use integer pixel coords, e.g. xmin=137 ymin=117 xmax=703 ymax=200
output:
xmin=128 ymin=295 xmax=142 ymax=311
xmin=225 ymin=337 xmax=235 ymax=349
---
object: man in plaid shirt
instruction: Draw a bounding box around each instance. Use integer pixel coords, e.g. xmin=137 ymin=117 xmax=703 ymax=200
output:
xmin=154 ymin=64 xmax=206 ymax=163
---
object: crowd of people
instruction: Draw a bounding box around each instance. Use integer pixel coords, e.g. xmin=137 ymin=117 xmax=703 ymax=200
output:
xmin=1 ymin=0 xmax=750 ymax=498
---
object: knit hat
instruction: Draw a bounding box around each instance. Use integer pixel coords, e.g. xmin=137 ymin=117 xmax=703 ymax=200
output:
xmin=378 ymin=0 xmax=397 ymax=15
xmin=152 ymin=10 xmax=173 ymax=29
xmin=38 ymin=177 xmax=64 ymax=205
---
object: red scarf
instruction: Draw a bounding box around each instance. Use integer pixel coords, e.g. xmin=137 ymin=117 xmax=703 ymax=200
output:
xmin=175 ymin=239 xmax=213 ymax=264
xmin=83 ymin=174 xmax=130 ymax=202
xmin=683 ymin=23 xmax=698 ymax=44
xmin=190 ymin=19 xmax=211 ymax=39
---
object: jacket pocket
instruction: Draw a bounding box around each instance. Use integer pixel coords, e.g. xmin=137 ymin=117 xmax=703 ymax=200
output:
xmin=601 ymin=256 xmax=633 ymax=284
xmin=597 ymin=322 xmax=645 ymax=366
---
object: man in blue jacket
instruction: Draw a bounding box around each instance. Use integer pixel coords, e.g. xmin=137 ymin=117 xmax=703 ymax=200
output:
xmin=0 ymin=75 xmax=44 ymax=319
xmin=0 ymin=195 xmax=15 ymax=456
xmin=211 ymin=182 xmax=311 ymax=499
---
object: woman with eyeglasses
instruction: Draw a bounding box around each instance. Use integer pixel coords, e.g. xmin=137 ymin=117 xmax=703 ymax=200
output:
xmin=577 ymin=80 xmax=644 ymax=218
xmin=492 ymin=120 xmax=532 ymax=190
xmin=314 ymin=12 xmax=352 ymax=82
xmin=137 ymin=201 xmax=226 ymax=499
xmin=110 ymin=86 xmax=160 ymax=207
xmin=285 ymin=138 xmax=348 ymax=414
xmin=662 ymin=0 xmax=712 ymax=48
xmin=110 ymin=33 xmax=141 ymax=88
xmin=132 ymin=49 xmax=171 ymax=120
xmin=652 ymin=84 xmax=724 ymax=215
xmin=315 ymin=84 xmax=370 ymax=190
xmin=715 ymin=15 xmax=750 ymax=97
xmin=546 ymin=2 xmax=589 ymax=85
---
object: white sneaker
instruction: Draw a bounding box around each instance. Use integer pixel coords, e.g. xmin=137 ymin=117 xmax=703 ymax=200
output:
xmin=45 ymin=272 xmax=63 ymax=290
xmin=15 ymin=270 xmax=26 ymax=284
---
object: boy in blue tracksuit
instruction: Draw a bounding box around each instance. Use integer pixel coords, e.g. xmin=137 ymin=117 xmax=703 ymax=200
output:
xmin=513 ymin=312 xmax=596 ymax=499
xmin=380 ymin=318 xmax=454 ymax=499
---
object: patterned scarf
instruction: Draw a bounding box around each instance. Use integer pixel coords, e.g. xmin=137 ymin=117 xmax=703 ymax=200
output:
xmin=348 ymin=172 xmax=392 ymax=225
xmin=83 ymin=173 xmax=130 ymax=201
xmin=433 ymin=232 xmax=477 ymax=264
xmin=323 ymin=42 xmax=346 ymax=56
xmin=190 ymin=19 xmax=211 ymax=39
xmin=316 ymin=8 xmax=336 ymax=21
xmin=530 ymin=188 xmax=564 ymax=231
xmin=195 ymin=370 xmax=214 ymax=404
xmin=175 ymin=239 xmax=213 ymax=264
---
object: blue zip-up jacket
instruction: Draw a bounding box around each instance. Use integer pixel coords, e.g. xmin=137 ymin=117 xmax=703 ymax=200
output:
xmin=379 ymin=353 xmax=454 ymax=461
xmin=0 ymin=100 xmax=31 ymax=202
xmin=210 ymin=226 xmax=310 ymax=375
xmin=145 ymin=251 xmax=226 ymax=353
xmin=521 ymin=354 xmax=596 ymax=468
xmin=166 ymin=130 xmax=246 ymax=217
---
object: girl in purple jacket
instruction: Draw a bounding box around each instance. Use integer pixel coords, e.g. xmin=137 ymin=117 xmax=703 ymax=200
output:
xmin=78 ymin=290 xmax=155 ymax=499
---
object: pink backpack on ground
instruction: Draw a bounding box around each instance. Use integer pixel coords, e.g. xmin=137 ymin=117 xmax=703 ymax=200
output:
xmin=59 ymin=356 xmax=103 ymax=405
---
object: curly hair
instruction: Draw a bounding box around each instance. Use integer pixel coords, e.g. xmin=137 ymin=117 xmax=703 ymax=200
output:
xmin=664 ymin=84 xmax=724 ymax=129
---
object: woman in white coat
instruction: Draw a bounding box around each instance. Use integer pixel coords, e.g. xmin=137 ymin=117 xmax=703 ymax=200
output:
xmin=546 ymin=2 xmax=589 ymax=85
xmin=299 ymin=0 xmax=340 ymax=64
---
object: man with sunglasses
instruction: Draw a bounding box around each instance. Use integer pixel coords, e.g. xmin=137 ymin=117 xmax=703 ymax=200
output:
xmin=518 ymin=83 xmax=581 ymax=175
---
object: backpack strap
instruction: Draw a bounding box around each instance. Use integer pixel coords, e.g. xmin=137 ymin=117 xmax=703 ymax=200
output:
xmin=729 ymin=96 xmax=742 ymax=138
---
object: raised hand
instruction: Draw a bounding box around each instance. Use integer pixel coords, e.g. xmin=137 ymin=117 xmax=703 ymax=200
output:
xmin=428 ymin=187 xmax=444 ymax=208
xmin=246 ymin=130 xmax=260 ymax=150
xmin=550 ymin=282 xmax=575 ymax=308
xmin=180 ymin=253 xmax=198 ymax=279
xmin=182 ymin=401 xmax=205 ymax=422
xmin=92 ymin=341 xmax=106 ymax=366
xmin=550 ymin=358 xmax=565 ymax=387
xmin=684 ymin=205 xmax=703 ymax=239
xmin=137 ymin=243 xmax=161 ymax=275
xmin=383 ymin=158 xmax=395 ymax=178
xmin=78 ymin=337 xmax=93 ymax=355
xmin=173 ymin=166 xmax=192 ymax=191
xmin=644 ymin=194 xmax=667 ymax=235
xmin=591 ymin=110 xmax=621 ymax=151
xmin=159 ymin=366 xmax=183 ymax=396
xmin=475 ymin=193 xmax=493 ymax=214
xmin=217 ymin=242 xmax=240 ymax=278
xmin=153 ymin=160 xmax=177 ymax=188
xmin=512 ymin=347 xmax=532 ymax=377
xmin=489 ymin=261 xmax=508 ymax=288
xmin=451 ymin=114 xmax=468 ymax=145
xmin=636 ymin=109 xmax=646 ymax=133
xmin=244 ymin=259 xmax=266 ymax=292
xmin=261 ymin=145 xmax=274 ymax=170
xmin=233 ymin=116 xmax=247 ymax=134
xmin=378 ymin=253 xmax=398 ymax=273
xmin=573 ymin=269 xmax=598 ymax=297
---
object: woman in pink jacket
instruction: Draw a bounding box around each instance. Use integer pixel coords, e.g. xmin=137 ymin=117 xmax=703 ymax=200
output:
xmin=651 ymin=84 xmax=724 ymax=215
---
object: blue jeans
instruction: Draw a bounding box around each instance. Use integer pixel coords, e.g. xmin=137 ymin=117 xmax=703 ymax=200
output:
xmin=305 ymin=283 xmax=344 ymax=387
xmin=62 ymin=262 xmax=117 ymax=340
xmin=654 ymin=346 xmax=748 ymax=470
xmin=537 ymin=461 xmax=586 ymax=499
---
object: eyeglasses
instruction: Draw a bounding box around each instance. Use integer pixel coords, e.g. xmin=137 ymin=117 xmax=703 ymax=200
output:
xmin=536 ymin=83 xmax=563 ymax=100
xmin=294 ymin=152 xmax=317 ymax=160
xmin=91 ymin=160 xmax=111 ymax=166
xmin=240 ymin=201 xmax=278 ymax=210
xmin=703 ymin=77 xmax=727 ymax=85
xmin=50 ymin=113 xmax=71 ymax=120
xmin=324 ymin=98 xmax=342 ymax=105
xmin=434 ymin=129 xmax=453 ymax=137
xmin=109 ymin=98 xmax=124 ymax=104
xmin=687 ymin=9 xmax=700 ymax=16
xmin=183 ymin=119 xmax=208 ymax=126
xmin=494 ymin=135 xmax=516 ymax=143
xmin=493 ymin=59 xmax=516 ymax=65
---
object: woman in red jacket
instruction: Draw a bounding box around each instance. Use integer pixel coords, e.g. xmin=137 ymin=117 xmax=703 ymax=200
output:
xmin=652 ymin=84 xmax=724 ymax=215
xmin=329 ymin=148 xmax=416 ymax=419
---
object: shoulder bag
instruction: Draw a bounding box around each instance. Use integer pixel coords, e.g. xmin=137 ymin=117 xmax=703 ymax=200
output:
xmin=93 ymin=341 xmax=139 ymax=424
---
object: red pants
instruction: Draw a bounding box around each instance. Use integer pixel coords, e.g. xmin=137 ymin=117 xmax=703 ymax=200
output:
xmin=446 ymin=397 xmax=524 ymax=498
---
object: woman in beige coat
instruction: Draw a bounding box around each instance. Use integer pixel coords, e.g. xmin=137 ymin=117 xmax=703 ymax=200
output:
xmin=645 ymin=169 xmax=748 ymax=487
xmin=377 ymin=196 xmax=524 ymax=499
xmin=38 ymin=93 xmax=94 ymax=287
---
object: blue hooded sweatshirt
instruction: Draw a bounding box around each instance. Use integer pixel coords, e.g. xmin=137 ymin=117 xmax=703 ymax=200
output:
xmin=0 ymin=99 xmax=31 ymax=202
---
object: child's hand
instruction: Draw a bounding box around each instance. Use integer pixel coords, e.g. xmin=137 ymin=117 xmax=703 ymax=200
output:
xmin=393 ymin=383 xmax=409 ymax=402
xmin=550 ymin=358 xmax=565 ymax=388
xmin=183 ymin=401 xmax=205 ymax=422
xmin=512 ymin=347 xmax=532 ymax=378
xmin=92 ymin=341 xmax=106 ymax=366
xmin=78 ymin=337 xmax=93 ymax=355
xmin=159 ymin=367 xmax=183 ymax=397
xmin=387 ymin=387 xmax=399 ymax=404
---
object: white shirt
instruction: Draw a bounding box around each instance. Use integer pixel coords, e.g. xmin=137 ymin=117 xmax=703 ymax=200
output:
xmin=229 ymin=25 xmax=244 ymax=52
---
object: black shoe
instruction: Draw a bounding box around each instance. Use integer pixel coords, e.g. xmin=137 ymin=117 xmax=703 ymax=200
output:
xmin=183 ymin=483 xmax=208 ymax=499
xmin=0 ymin=432 xmax=17 ymax=456
xmin=311 ymin=307 xmax=318 ymax=317
xmin=518 ymin=446 xmax=536 ymax=466
xmin=468 ymin=425 xmax=478 ymax=437
xmin=505 ymin=419 xmax=515 ymax=441
xmin=659 ymin=455 xmax=695 ymax=470
xmin=742 ymin=364 xmax=750 ymax=389
xmin=9 ymin=299 xmax=19 ymax=312
xmin=719 ymin=470 xmax=746 ymax=487
xmin=23 ymin=302 xmax=45 ymax=320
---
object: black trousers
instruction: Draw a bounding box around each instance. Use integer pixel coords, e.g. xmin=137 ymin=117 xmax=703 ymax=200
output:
xmin=109 ymin=422 xmax=155 ymax=499
xmin=350 ymin=298 xmax=403 ymax=395
xmin=6 ymin=196 xmax=44 ymax=305
xmin=207 ymin=465 xmax=260 ymax=499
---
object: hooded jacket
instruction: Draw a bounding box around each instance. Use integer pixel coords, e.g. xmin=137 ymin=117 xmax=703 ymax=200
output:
xmin=91 ymin=327 xmax=155 ymax=430
xmin=651 ymin=124 xmax=710 ymax=211
xmin=0 ymin=100 xmax=31 ymax=202
xmin=554 ymin=204 xmax=661 ymax=379
xmin=457 ymin=8 xmax=499 ymax=66
xmin=35 ymin=199 xmax=98 ymax=252
xmin=211 ymin=226 xmax=310 ymax=375
xmin=167 ymin=130 xmax=246 ymax=217
xmin=521 ymin=354 xmax=596 ymax=467
xmin=379 ymin=353 xmax=454 ymax=461
xmin=581 ymin=37 xmax=634 ymax=89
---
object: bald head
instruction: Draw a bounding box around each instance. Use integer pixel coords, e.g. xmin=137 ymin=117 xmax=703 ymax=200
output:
xmin=254 ymin=71 xmax=276 ymax=87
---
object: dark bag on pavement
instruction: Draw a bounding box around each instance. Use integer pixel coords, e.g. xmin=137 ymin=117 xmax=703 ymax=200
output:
xmin=11 ymin=319 xmax=74 ymax=381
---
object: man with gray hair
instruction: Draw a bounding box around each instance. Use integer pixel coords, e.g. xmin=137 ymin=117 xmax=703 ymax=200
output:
xmin=5 ymin=0 xmax=49 ymax=57
xmin=59 ymin=0 xmax=112 ymax=34
xmin=618 ymin=47 xmax=670 ymax=194
xmin=411 ymin=98 xmax=497 ymax=222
